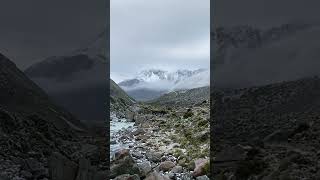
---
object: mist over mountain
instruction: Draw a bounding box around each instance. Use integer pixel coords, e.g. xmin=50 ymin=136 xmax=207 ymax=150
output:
xmin=118 ymin=68 xmax=209 ymax=101
xmin=213 ymin=23 xmax=320 ymax=88
xmin=24 ymin=32 xmax=107 ymax=125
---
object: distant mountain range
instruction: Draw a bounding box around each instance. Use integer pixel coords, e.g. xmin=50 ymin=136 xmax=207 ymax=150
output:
xmin=118 ymin=68 xmax=210 ymax=101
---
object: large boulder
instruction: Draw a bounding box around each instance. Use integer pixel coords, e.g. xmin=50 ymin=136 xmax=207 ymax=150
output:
xmin=145 ymin=171 xmax=170 ymax=180
xmin=146 ymin=151 xmax=163 ymax=163
xmin=159 ymin=161 xmax=176 ymax=172
xmin=110 ymin=150 xmax=140 ymax=179
xmin=193 ymin=159 xmax=209 ymax=177
xmin=137 ymin=162 xmax=152 ymax=177
xmin=114 ymin=149 xmax=130 ymax=160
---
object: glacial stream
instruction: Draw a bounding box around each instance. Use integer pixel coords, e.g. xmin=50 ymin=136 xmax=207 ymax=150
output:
xmin=110 ymin=114 xmax=135 ymax=159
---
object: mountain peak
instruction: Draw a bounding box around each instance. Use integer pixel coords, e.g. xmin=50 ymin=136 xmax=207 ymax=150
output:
xmin=118 ymin=68 xmax=209 ymax=101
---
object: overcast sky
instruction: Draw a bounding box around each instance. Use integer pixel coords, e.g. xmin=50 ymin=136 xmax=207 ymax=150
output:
xmin=0 ymin=0 xmax=106 ymax=70
xmin=110 ymin=0 xmax=210 ymax=83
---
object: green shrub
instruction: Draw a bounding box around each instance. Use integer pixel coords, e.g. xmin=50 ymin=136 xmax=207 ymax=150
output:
xmin=183 ymin=111 xmax=194 ymax=119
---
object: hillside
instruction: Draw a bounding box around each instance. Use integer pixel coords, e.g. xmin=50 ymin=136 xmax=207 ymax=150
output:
xmin=149 ymin=86 xmax=210 ymax=107
xmin=110 ymin=79 xmax=135 ymax=117
xmin=212 ymin=77 xmax=320 ymax=179
xmin=0 ymin=53 xmax=108 ymax=179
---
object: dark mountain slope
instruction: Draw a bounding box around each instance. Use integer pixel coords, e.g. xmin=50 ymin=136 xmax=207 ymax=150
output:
xmin=110 ymin=79 xmax=135 ymax=117
xmin=24 ymin=54 xmax=108 ymax=126
xmin=0 ymin=53 xmax=107 ymax=179
xmin=0 ymin=53 xmax=84 ymax=131
xmin=212 ymin=77 xmax=320 ymax=179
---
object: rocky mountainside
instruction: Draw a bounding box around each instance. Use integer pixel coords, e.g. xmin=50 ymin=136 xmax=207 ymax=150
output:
xmin=149 ymin=86 xmax=210 ymax=107
xmin=118 ymin=69 xmax=209 ymax=101
xmin=212 ymin=77 xmax=320 ymax=179
xmin=24 ymin=53 xmax=108 ymax=126
xmin=110 ymin=79 xmax=135 ymax=118
xmin=0 ymin=53 xmax=108 ymax=179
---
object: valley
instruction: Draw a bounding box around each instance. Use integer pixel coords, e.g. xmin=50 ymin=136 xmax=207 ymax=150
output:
xmin=110 ymin=80 xmax=210 ymax=180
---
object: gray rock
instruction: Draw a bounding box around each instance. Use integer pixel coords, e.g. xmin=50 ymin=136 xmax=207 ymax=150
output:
xmin=145 ymin=171 xmax=170 ymax=180
xmin=171 ymin=165 xmax=183 ymax=173
xmin=167 ymin=173 xmax=175 ymax=179
xmin=196 ymin=175 xmax=210 ymax=180
xmin=114 ymin=174 xmax=140 ymax=180
xmin=132 ymin=128 xmax=146 ymax=136
xmin=146 ymin=151 xmax=163 ymax=163
xmin=193 ymin=158 xmax=209 ymax=177
xmin=115 ymin=149 xmax=130 ymax=160
xmin=138 ymin=162 xmax=152 ymax=177
xmin=132 ymin=151 xmax=144 ymax=159
xmin=159 ymin=161 xmax=176 ymax=172
xmin=110 ymin=155 xmax=140 ymax=179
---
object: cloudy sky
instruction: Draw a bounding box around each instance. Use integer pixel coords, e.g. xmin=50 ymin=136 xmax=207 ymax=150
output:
xmin=110 ymin=0 xmax=210 ymax=83
xmin=0 ymin=0 xmax=106 ymax=70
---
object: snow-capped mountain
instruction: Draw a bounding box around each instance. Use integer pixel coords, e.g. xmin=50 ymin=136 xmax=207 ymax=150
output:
xmin=118 ymin=68 xmax=209 ymax=101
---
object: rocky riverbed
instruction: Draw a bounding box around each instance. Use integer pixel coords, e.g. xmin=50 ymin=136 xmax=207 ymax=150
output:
xmin=110 ymin=103 xmax=210 ymax=180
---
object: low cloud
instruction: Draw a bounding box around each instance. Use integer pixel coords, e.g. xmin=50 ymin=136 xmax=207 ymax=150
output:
xmin=111 ymin=0 xmax=210 ymax=81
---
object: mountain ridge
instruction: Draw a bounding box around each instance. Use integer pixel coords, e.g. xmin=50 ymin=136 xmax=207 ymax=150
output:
xmin=118 ymin=68 xmax=209 ymax=101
